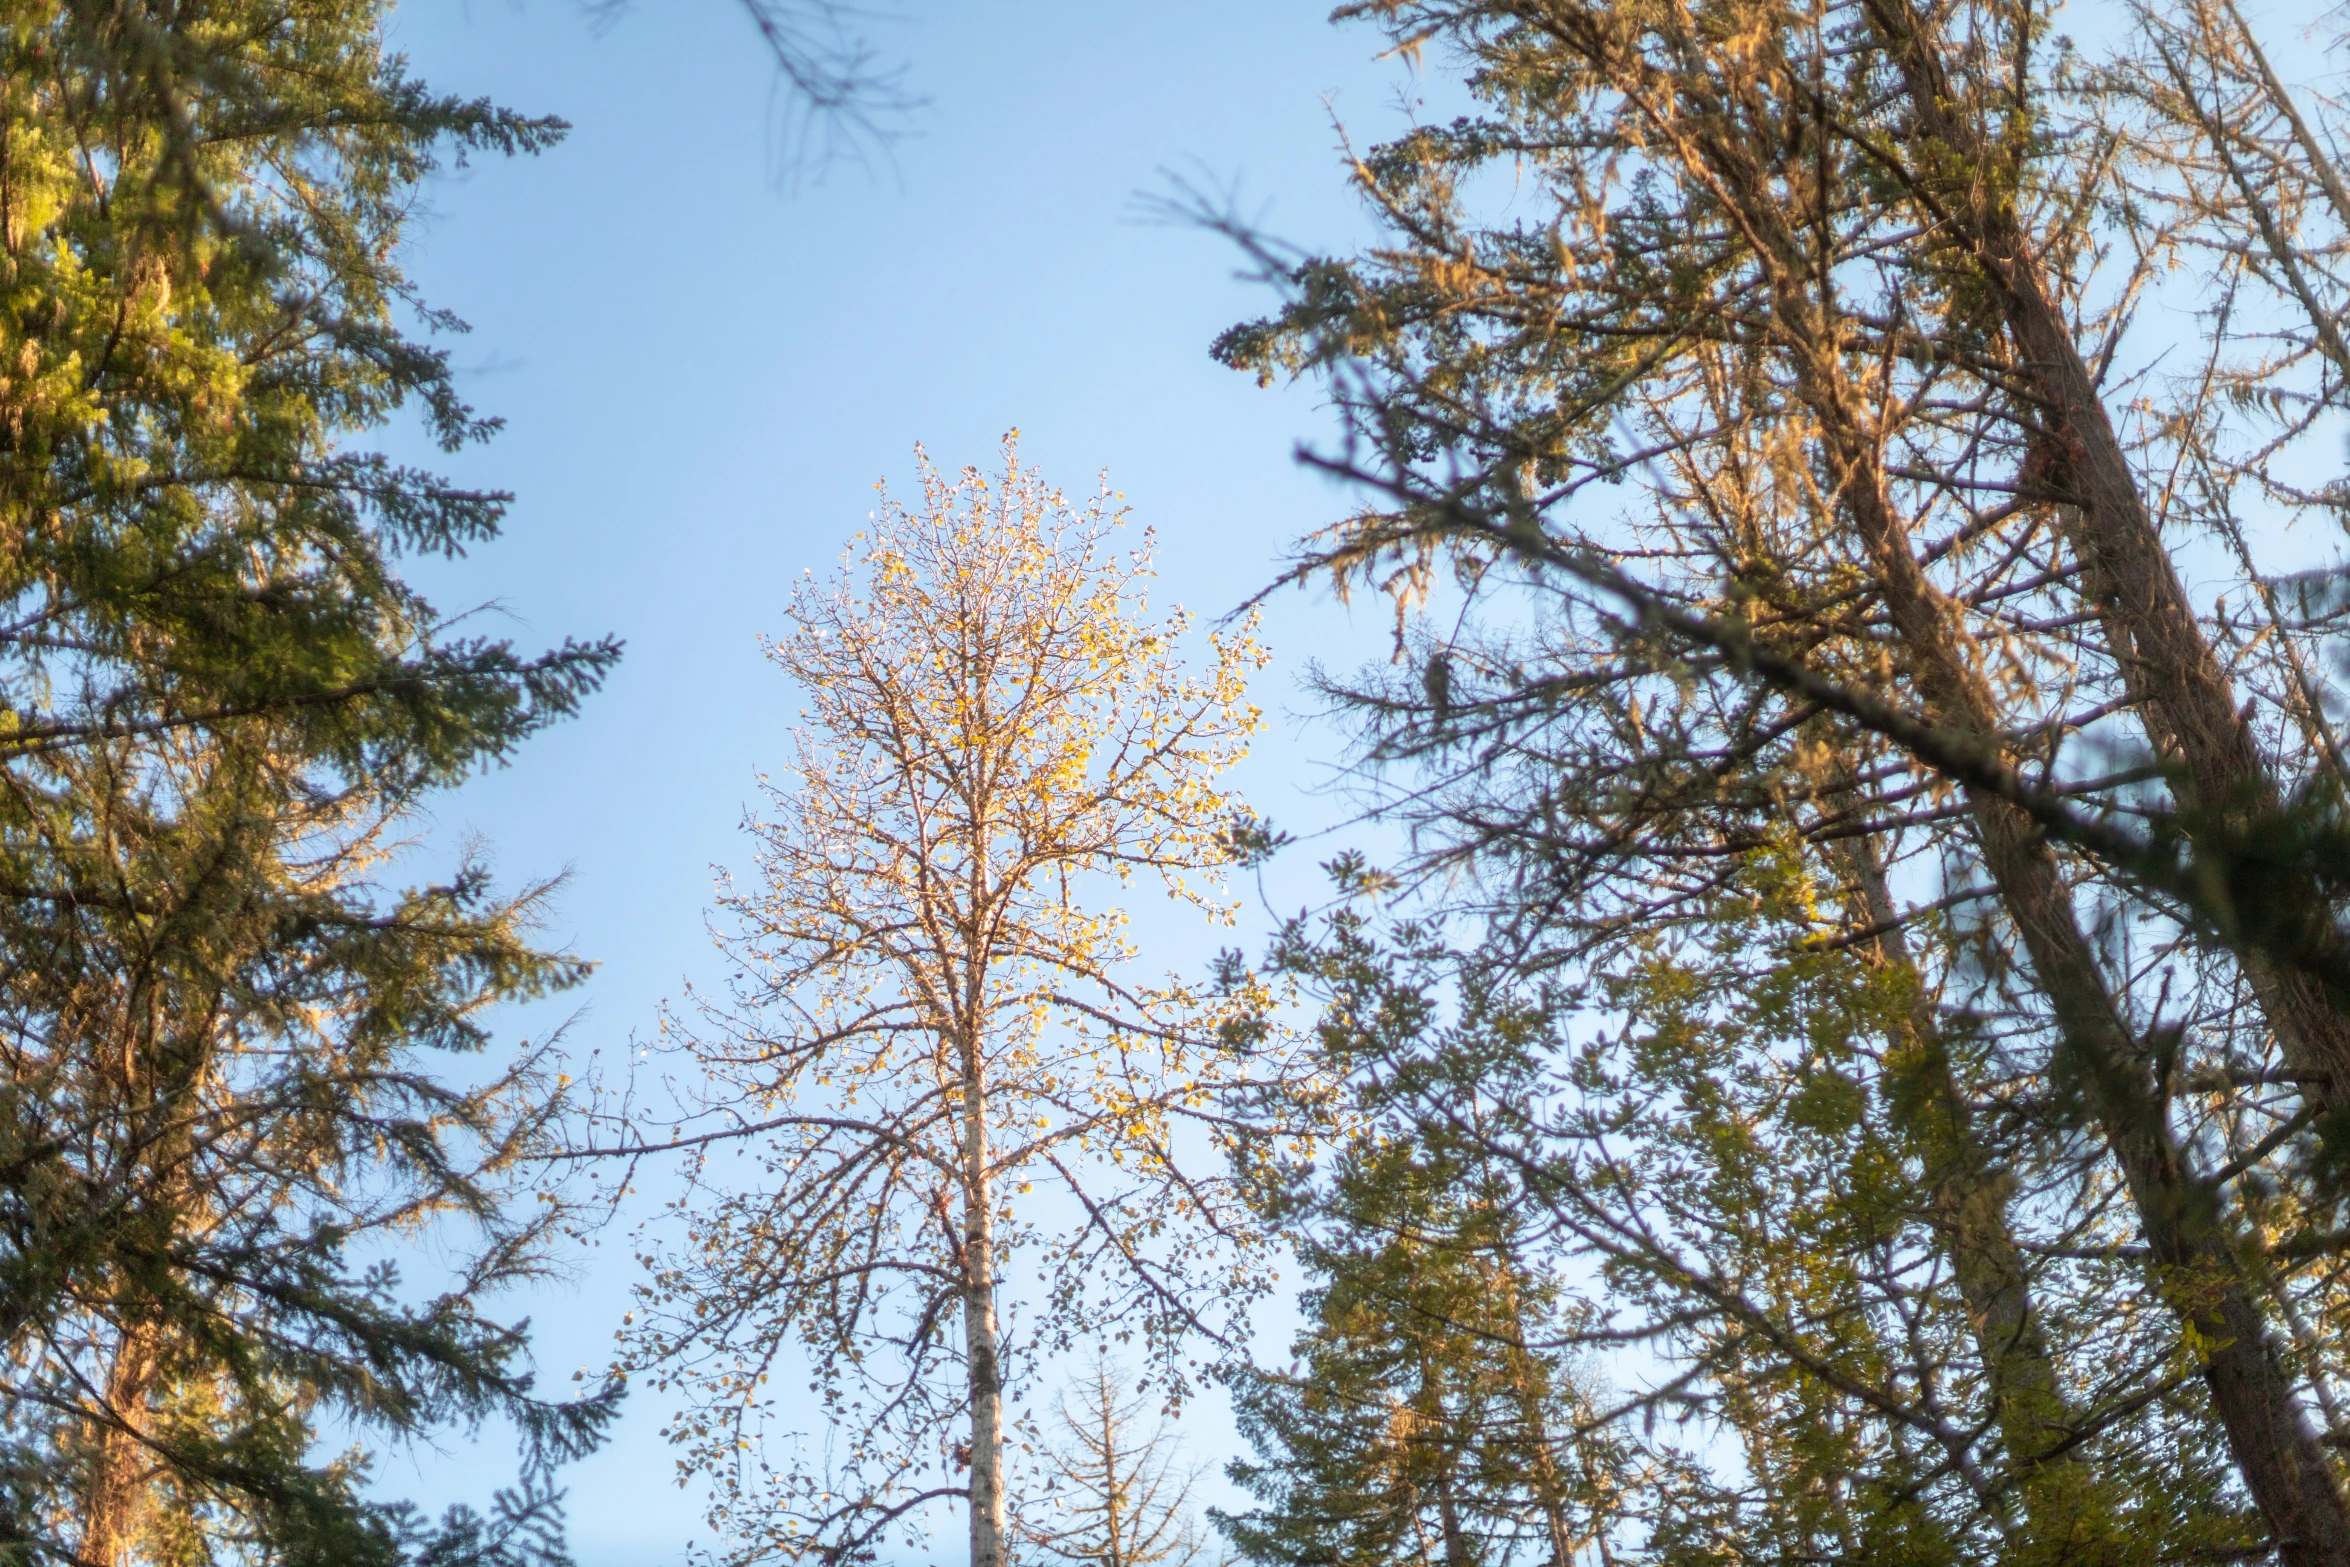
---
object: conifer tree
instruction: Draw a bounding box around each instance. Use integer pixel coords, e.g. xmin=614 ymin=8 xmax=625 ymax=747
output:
xmin=1024 ymin=1361 xmax=1213 ymax=1567
xmin=0 ymin=6 xmax=619 ymax=1563
xmin=1211 ymin=0 xmax=2350 ymax=1556
xmin=1223 ymin=887 xmax=2248 ymax=1565
xmin=1220 ymin=919 xmax=1634 ymax=1567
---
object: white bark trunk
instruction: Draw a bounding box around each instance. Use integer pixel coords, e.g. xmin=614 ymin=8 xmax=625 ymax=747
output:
xmin=963 ymin=1061 xmax=1006 ymax=1567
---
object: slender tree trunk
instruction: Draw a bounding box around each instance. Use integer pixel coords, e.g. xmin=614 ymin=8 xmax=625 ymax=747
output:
xmin=963 ymin=1040 xmax=1007 ymax=1567
xmin=1854 ymin=0 xmax=2350 ymax=1125
xmin=1809 ymin=745 xmax=2091 ymax=1542
xmin=1491 ymin=1274 xmax=1582 ymax=1567
xmin=1812 ymin=367 xmax=2350 ymax=1565
xmin=78 ymin=1320 xmax=160 ymax=1567
xmin=1431 ymin=1471 xmax=1472 ymax=1567
xmin=1409 ymin=1359 xmax=1474 ymax=1567
xmin=1099 ymin=1369 xmax=1128 ymax=1567
xmin=1835 ymin=830 xmax=2098 ymax=1536
xmin=1521 ymin=1414 xmax=1580 ymax=1567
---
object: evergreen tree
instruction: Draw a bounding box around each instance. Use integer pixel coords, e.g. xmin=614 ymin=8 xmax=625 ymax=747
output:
xmin=1211 ymin=0 xmax=2350 ymax=1556
xmin=1223 ymin=887 xmax=2244 ymax=1566
xmin=1221 ymin=918 xmax=1637 ymax=1567
xmin=0 ymin=6 xmax=619 ymax=1563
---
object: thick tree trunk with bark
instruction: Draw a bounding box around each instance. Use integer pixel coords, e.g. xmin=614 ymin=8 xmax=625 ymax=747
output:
xmin=1599 ymin=11 xmax=2342 ymax=1540
xmin=1855 ymin=0 xmax=2350 ymax=1132
xmin=1661 ymin=70 xmax=2350 ymax=1533
xmin=1962 ymin=779 xmax=2350 ymax=1567
xmin=1815 ymin=361 xmax=2350 ymax=1566
xmin=78 ymin=1322 xmax=160 ymax=1567
xmin=1839 ymin=9 xmax=2350 ymax=1539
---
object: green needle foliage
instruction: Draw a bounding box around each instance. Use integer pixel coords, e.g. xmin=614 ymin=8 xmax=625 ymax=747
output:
xmin=1223 ymin=884 xmax=2250 ymax=1566
xmin=0 ymin=5 xmax=621 ymax=1564
xmin=1207 ymin=0 xmax=2350 ymax=1557
xmin=1219 ymin=914 xmax=1642 ymax=1567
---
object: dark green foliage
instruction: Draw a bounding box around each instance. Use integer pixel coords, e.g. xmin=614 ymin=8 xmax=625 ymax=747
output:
xmin=0 ymin=4 xmax=619 ymax=1562
xmin=1221 ymin=882 xmax=2255 ymax=1567
xmin=1220 ymin=914 xmax=1642 ymax=1567
xmin=1220 ymin=1140 xmax=1629 ymax=1567
xmin=1206 ymin=0 xmax=2350 ymax=1555
xmin=0 ymin=3 xmax=612 ymax=787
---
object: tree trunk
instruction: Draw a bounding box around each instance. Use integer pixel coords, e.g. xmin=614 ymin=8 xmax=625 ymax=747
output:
xmin=963 ymin=1059 xmax=1007 ymax=1567
xmin=1492 ymin=1274 xmax=1583 ymax=1567
xmin=1834 ymin=828 xmax=2104 ymax=1549
xmin=1810 ymin=360 xmax=2350 ymax=1566
xmin=1964 ymin=781 xmax=2350 ymax=1566
xmin=1410 ymin=1359 xmax=1473 ymax=1567
xmin=1854 ymin=0 xmax=2350 ymax=1132
xmin=78 ymin=1321 xmax=160 ymax=1567
xmin=1430 ymin=1470 xmax=1473 ymax=1567
xmin=1098 ymin=1369 xmax=1129 ymax=1567
xmin=1651 ymin=69 xmax=2350 ymax=1535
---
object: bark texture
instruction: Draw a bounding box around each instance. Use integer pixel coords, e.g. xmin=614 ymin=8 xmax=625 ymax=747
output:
xmin=1824 ymin=361 xmax=2350 ymax=1566
xmin=1858 ymin=0 xmax=2350 ymax=1130
xmin=77 ymin=1324 xmax=160 ymax=1567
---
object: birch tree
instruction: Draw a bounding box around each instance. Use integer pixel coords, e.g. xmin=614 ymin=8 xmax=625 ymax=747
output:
xmin=626 ymin=438 xmax=1282 ymax=1567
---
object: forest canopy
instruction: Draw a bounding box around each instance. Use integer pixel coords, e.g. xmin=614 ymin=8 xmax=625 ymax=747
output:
xmin=1196 ymin=0 xmax=2350 ymax=1562
xmin=25 ymin=2 xmax=2350 ymax=1567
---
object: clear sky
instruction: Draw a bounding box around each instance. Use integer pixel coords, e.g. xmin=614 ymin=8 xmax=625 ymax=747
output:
xmin=371 ymin=3 xmax=1422 ymax=1560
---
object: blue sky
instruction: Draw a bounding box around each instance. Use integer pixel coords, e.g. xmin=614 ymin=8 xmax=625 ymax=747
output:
xmin=372 ymin=3 xmax=1422 ymax=1559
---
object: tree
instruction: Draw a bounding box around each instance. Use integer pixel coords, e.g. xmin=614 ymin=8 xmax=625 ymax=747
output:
xmin=624 ymin=438 xmax=1287 ymax=1567
xmin=1219 ymin=916 xmax=1638 ymax=1567
xmin=1206 ymin=0 xmax=2350 ymax=1557
xmin=1 ymin=732 xmax=613 ymax=1567
xmin=1223 ymin=878 xmax=2246 ymax=1567
xmin=0 ymin=4 xmax=620 ymax=1562
xmin=1022 ymin=1360 xmax=1213 ymax=1567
